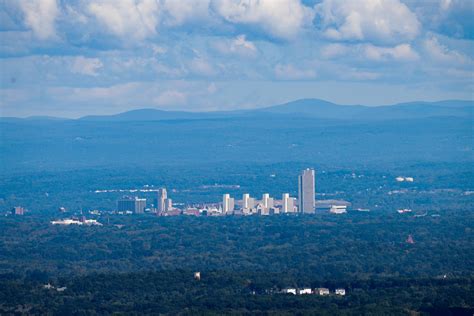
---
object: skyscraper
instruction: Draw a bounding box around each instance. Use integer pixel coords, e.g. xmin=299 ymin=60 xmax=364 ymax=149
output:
xmin=157 ymin=188 xmax=167 ymax=213
xmin=298 ymin=168 xmax=315 ymax=213
xmin=282 ymin=193 xmax=295 ymax=213
xmin=117 ymin=196 xmax=146 ymax=214
xmin=223 ymin=194 xmax=235 ymax=214
xmin=262 ymin=193 xmax=274 ymax=209
xmin=242 ymin=193 xmax=255 ymax=209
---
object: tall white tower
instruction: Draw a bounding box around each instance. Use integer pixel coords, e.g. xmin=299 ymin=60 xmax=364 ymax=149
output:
xmin=282 ymin=193 xmax=295 ymax=213
xmin=223 ymin=194 xmax=235 ymax=214
xmin=298 ymin=168 xmax=315 ymax=214
xmin=262 ymin=193 xmax=274 ymax=210
xmin=243 ymin=193 xmax=255 ymax=209
xmin=157 ymin=188 xmax=167 ymax=213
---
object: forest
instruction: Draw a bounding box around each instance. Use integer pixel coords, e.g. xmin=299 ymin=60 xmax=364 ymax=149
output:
xmin=0 ymin=210 xmax=473 ymax=314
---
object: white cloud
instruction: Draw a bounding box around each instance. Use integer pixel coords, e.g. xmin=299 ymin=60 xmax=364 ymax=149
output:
xmin=19 ymin=0 xmax=59 ymax=40
xmin=162 ymin=0 xmax=211 ymax=26
xmin=214 ymin=34 xmax=257 ymax=57
xmin=153 ymin=89 xmax=188 ymax=106
xmin=71 ymin=56 xmax=103 ymax=76
xmin=88 ymin=0 xmax=160 ymax=40
xmin=423 ymin=36 xmax=471 ymax=64
xmin=274 ymin=63 xmax=316 ymax=80
xmin=212 ymin=0 xmax=314 ymax=39
xmin=363 ymin=44 xmax=419 ymax=61
xmin=321 ymin=43 xmax=419 ymax=62
xmin=189 ymin=57 xmax=216 ymax=76
xmin=320 ymin=43 xmax=350 ymax=59
xmin=315 ymin=0 xmax=420 ymax=43
xmin=341 ymin=69 xmax=380 ymax=80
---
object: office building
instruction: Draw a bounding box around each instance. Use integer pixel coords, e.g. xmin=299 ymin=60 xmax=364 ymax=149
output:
xmin=262 ymin=193 xmax=274 ymax=210
xmin=11 ymin=206 xmax=26 ymax=215
xmin=157 ymin=188 xmax=167 ymax=213
xmin=242 ymin=193 xmax=255 ymax=209
xmin=117 ymin=196 xmax=146 ymax=214
xmin=282 ymin=193 xmax=295 ymax=213
xmin=165 ymin=198 xmax=173 ymax=211
xmin=223 ymin=194 xmax=234 ymax=214
xmin=298 ymin=168 xmax=316 ymax=213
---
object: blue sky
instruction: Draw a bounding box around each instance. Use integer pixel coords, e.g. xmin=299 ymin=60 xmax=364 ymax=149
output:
xmin=0 ymin=0 xmax=473 ymax=118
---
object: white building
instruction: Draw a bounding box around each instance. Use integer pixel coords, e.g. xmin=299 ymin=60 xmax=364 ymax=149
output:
xmin=283 ymin=288 xmax=297 ymax=295
xmin=223 ymin=194 xmax=235 ymax=214
xmin=298 ymin=288 xmax=312 ymax=295
xmin=335 ymin=288 xmax=346 ymax=296
xmin=397 ymin=208 xmax=412 ymax=214
xmin=298 ymin=168 xmax=316 ymax=213
xmin=262 ymin=193 xmax=274 ymax=210
xmin=315 ymin=288 xmax=330 ymax=296
xmin=329 ymin=205 xmax=347 ymax=214
xmin=282 ymin=193 xmax=296 ymax=213
xmin=51 ymin=219 xmax=102 ymax=226
xmin=157 ymin=188 xmax=167 ymax=212
xmin=165 ymin=198 xmax=173 ymax=211
xmin=242 ymin=193 xmax=255 ymax=209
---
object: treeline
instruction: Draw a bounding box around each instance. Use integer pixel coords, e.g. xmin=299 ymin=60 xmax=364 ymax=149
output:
xmin=1 ymin=271 xmax=473 ymax=315
xmin=0 ymin=211 xmax=473 ymax=279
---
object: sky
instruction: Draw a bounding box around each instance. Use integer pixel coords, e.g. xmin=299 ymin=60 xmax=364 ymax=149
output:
xmin=0 ymin=0 xmax=473 ymax=118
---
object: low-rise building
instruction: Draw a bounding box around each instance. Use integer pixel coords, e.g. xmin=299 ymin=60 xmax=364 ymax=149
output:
xmin=316 ymin=200 xmax=351 ymax=212
xmin=51 ymin=218 xmax=102 ymax=226
xmin=282 ymin=288 xmax=297 ymax=295
xmin=298 ymin=288 xmax=312 ymax=295
xmin=397 ymin=208 xmax=412 ymax=214
xmin=329 ymin=205 xmax=347 ymax=214
xmin=315 ymin=288 xmax=330 ymax=296
xmin=11 ymin=206 xmax=26 ymax=215
xmin=335 ymin=288 xmax=346 ymax=296
xmin=194 ymin=272 xmax=201 ymax=280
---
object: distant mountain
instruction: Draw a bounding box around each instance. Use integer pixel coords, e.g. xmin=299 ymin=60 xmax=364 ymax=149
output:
xmin=0 ymin=115 xmax=70 ymax=122
xmin=260 ymin=99 xmax=473 ymax=120
xmin=258 ymin=99 xmax=366 ymax=118
xmin=2 ymin=99 xmax=472 ymax=122
xmin=80 ymin=109 xmax=201 ymax=121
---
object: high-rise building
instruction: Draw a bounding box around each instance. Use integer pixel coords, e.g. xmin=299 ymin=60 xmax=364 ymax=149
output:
xmin=282 ymin=193 xmax=295 ymax=213
xmin=243 ymin=193 xmax=255 ymax=209
xmin=262 ymin=193 xmax=274 ymax=209
xmin=223 ymin=194 xmax=235 ymax=214
xmin=165 ymin=198 xmax=173 ymax=211
xmin=298 ymin=168 xmax=316 ymax=213
xmin=117 ymin=196 xmax=146 ymax=214
xmin=157 ymin=188 xmax=167 ymax=213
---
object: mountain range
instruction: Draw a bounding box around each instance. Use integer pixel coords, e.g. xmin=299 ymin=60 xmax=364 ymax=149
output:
xmin=2 ymin=99 xmax=473 ymax=122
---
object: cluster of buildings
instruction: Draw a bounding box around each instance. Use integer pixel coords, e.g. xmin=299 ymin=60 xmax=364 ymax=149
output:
xmin=51 ymin=216 xmax=102 ymax=226
xmin=115 ymin=169 xmax=351 ymax=216
xmin=117 ymin=188 xmax=177 ymax=215
xmin=282 ymin=287 xmax=346 ymax=296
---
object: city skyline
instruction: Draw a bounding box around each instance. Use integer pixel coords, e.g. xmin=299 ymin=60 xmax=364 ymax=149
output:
xmin=112 ymin=169 xmax=321 ymax=216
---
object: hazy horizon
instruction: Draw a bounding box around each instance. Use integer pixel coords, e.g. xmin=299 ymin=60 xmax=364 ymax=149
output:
xmin=2 ymin=97 xmax=473 ymax=119
xmin=1 ymin=1 xmax=473 ymax=118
